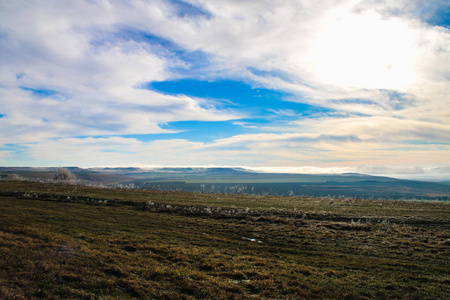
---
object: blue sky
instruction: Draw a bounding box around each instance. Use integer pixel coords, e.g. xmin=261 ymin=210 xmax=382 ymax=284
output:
xmin=0 ymin=0 xmax=449 ymax=180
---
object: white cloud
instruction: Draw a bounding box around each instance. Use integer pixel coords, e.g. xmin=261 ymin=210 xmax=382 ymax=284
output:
xmin=292 ymin=116 xmax=450 ymax=143
xmin=0 ymin=1 xmax=241 ymax=144
xmin=175 ymin=0 xmax=450 ymax=129
xmin=19 ymin=132 xmax=449 ymax=179
xmin=247 ymin=166 xmax=354 ymax=175
xmin=354 ymin=165 xmax=450 ymax=181
xmin=0 ymin=0 xmax=448 ymax=177
xmin=0 ymin=150 xmax=12 ymax=163
xmin=23 ymin=136 xmax=247 ymax=167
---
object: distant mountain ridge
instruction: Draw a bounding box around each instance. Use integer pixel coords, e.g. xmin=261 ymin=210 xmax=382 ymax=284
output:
xmin=0 ymin=167 xmax=448 ymax=200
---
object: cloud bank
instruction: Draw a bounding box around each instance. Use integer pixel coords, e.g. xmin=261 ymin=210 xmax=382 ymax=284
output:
xmin=0 ymin=0 xmax=449 ymax=179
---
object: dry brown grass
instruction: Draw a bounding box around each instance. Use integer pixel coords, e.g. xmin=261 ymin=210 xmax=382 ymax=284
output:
xmin=0 ymin=181 xmax=449 ymax=299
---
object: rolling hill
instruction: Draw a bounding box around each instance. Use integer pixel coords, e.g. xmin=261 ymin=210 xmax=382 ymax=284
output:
xmin=1 ymin=167 xmax=448 ymax=200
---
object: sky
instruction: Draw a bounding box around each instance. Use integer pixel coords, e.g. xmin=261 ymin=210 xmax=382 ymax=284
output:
xmin=0 ymin=0 xmax=449 ymax=180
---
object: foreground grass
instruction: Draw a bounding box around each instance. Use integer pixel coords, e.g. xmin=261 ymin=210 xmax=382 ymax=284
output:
xmin=0 ymin=181 xmax=449 ymax=299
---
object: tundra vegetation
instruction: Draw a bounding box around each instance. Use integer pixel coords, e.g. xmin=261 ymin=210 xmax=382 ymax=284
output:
xmin=0 ymin=180 xmax=449 ymax=299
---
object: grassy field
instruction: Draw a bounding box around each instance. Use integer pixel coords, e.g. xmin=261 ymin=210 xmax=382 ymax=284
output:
xmin=0 ymin=180 xmax=449 ymax=299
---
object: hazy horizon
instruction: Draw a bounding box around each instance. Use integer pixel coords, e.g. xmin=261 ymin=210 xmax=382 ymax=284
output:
xmin=2 ymin=165 xmax=450 ymax=182
xmin=1 ymin=1 xmax=449 ymax=180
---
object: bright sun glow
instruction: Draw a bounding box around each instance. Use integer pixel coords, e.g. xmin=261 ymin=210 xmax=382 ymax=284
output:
xmin=307 ymin=12 xmax=417 ymax=89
